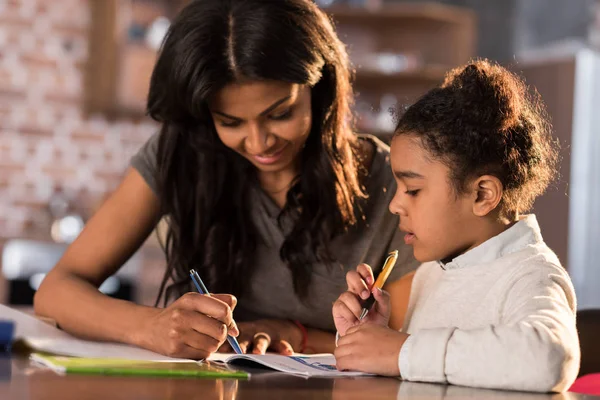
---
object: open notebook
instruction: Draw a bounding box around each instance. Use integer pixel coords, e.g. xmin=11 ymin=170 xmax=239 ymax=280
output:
xmin=30 ymin=352 xmax=368 ymax=378
xmin=2 ymin=305 xmax=370 ymax=378
xmin=207 ymin=353 xmax=370 ymax=378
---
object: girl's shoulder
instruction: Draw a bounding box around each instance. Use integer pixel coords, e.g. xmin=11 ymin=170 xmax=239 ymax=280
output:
xmin=507 ymin=243 xmax=569 ymax=284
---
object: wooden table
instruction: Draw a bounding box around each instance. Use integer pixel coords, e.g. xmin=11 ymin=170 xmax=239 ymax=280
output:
xmin=0 ymin=355 xmax=594 ymax=400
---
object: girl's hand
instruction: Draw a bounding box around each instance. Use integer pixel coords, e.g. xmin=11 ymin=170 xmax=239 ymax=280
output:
xmin=137 ymin=292 xmax=239 ymax=359
xmin=332 ymin=263 xmax=392 ymax=336
xmin=218 ymin=319 xmax=303 ymax=355
xmin=334 ymin=323 xmax=409 ymax=376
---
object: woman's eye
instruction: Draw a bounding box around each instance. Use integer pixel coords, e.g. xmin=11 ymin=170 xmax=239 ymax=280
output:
xmin=405 ymin=189 xmax=420 ymax=197
xmin=270 ymin=109 xmax=292 ymax=121
xmin=219 ymin=120 xmax=241 ymax=128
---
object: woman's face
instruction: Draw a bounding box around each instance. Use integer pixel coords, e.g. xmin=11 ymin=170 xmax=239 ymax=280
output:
xmin=209 ymin=80 xmax=312 ymax=176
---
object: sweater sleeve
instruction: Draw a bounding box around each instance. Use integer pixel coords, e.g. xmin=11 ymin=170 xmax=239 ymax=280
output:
xmin=401 ymin=264 xmax=580 ymax=392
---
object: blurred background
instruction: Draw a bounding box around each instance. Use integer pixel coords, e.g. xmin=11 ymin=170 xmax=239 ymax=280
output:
xmin=0 ymin=0 xmax=599 ymax=310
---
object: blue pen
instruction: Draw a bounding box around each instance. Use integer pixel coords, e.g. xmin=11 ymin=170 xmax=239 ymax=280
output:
xmin=0 ymin=320 xmax=14 ymax=353
xmin=189 ymin=269 xmax=243 ymax=355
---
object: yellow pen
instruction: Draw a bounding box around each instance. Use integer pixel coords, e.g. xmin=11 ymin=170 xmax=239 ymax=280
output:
xmin=359 ymin=250 xmax=399 ymax=320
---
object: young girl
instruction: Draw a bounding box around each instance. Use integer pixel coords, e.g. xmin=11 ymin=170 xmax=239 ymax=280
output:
xmin=332 ymin=60 xmax=580 ymax=392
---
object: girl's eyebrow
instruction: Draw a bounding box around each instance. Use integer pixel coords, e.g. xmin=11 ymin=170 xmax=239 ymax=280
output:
xmin=393 ymin=170 xmax=425 ymax=180
xmin=212 ymin=95 xmax=292 ymax=121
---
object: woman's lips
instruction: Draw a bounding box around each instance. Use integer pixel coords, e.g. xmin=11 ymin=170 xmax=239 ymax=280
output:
xmin=251 ymin=144 xmax=287 ymax=165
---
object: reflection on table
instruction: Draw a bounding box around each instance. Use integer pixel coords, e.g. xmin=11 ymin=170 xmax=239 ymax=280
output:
xmin=0 ymin=356 xmax=593 ymax=400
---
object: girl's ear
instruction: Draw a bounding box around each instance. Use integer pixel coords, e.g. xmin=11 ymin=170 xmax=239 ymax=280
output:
xmin=471 ymin=175 xmax=503 ymax=217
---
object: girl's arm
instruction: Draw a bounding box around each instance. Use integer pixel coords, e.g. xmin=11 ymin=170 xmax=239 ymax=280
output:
xmin=400 ymin=266 xmax=580 ymax=392
xmin=237 ymin=271 xmax=416 ymax=355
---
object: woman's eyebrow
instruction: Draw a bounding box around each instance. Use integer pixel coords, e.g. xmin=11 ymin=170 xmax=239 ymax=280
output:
xmin=213 ymin=95 xmax=292 ymax=120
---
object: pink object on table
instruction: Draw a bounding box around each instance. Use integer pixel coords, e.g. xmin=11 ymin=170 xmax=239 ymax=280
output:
xmin=570 ymin=373 xmax=600 ymax=395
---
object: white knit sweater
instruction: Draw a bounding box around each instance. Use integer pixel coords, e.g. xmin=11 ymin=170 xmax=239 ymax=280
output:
xmin=398 ymin=215 xmax=580 ymax=392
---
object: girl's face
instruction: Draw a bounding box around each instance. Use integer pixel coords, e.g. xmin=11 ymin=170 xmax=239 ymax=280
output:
xmin=209 ymin=80 xmax=312 ymax=176
xmin=389 ymin=135 xmax=481 ymax=263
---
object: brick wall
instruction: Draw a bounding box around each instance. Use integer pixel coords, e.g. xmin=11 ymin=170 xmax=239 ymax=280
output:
xmin=0 ymin=0 xmax=160 ymax=303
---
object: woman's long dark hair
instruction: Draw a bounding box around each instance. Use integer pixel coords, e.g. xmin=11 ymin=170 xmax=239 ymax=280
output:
xmin=148 ymin=0 xmax=366 ymax=305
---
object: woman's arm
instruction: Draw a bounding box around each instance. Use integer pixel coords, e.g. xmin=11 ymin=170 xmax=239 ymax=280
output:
xmin=222 ymin=319 xmax=336 ymax=354
xmin=34 ymin=168 xmax=162 ymax=344
xmin=34 ymin=169 xmax=238 ymax=358
xmin=230 ymin=269 xmax=415 ymax=357
xmin=386 ymin=271 xmax=416 ymax=331
xmin=304 ymin=326 xmax=336 ymax=354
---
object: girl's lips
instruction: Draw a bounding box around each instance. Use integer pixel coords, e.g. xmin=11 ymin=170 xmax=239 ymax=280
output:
xmin=404 ymin=232 xmax=416 ymax=245
xmin=252 ymin=145 xmax=287 ymax=165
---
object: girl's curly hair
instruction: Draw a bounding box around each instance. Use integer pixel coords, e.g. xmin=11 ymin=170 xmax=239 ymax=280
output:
xmin=394 ymin=59 xmax=559 ymax=219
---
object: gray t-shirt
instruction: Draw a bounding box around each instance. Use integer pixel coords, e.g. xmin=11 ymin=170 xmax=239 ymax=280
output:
xmin=131 ymin=133 xmax=419 ymax=332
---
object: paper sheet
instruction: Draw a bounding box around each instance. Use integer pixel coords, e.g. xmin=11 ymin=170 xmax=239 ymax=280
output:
xmin=1 ymin=305 xmax=371 ymax=376
xmin=1 ymin=305 xmax=188 ymax=362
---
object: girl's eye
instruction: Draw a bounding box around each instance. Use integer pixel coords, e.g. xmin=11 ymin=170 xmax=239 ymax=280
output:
xmin=405 ymin=189 xmax=420 ymax=197
xmin=270 ymin=109 xmax=292 ymax=121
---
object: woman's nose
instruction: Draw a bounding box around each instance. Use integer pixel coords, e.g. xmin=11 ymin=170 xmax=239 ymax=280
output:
xmin=245 ymin=123 xmax=275 ymax=154
xmin=245 ymin=123 xmax=268 ymax=153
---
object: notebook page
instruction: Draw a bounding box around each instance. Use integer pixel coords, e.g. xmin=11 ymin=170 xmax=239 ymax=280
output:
xmin=207 ymin=352 xmax=371 ymax=377
xmin=1 ymin=305 xmax=188 ymax=362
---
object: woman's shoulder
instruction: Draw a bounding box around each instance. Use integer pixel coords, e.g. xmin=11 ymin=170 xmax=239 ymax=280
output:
xmin=356 ymin=133 xmax=394 ymax=187
xmin=130 ymin=131 xmax=161 ymax=195
xmin=357 ymin=132 xmax=390 ymax=148
xmin=357 ymin=133 xmax=391 ymax=165
xmin=357 ymin=132 xmax=390 ymax=155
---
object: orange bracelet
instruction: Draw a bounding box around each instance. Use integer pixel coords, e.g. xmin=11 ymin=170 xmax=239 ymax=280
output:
xmin=293 ymin=320 xmax=308 ymax=353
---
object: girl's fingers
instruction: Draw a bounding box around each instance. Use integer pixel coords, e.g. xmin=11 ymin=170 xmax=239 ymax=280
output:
xmin=346 ymin=271 xmax=370 ymax=299
xmin=336 ymin=291 xmax=364 ymax=319
xmin=373 ymin=288 xmax=391 ymax=318
xmin=333 ymin=298 xmax=361 ymax=336
xmin=356 ymin=263 xmax=374 ymax=286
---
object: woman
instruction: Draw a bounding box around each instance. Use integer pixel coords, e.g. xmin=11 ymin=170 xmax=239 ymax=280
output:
xmin=34 ymin=0 xmax=418 ymax=359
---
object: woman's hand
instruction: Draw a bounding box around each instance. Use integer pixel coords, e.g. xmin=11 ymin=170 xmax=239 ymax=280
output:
xmin=218 ymin=319 xmax=303 ymax=355
xmin=136 ymin=292 xmax=239 ymax=359
xmin=332 ymin=263 xmax=392 ymax=336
